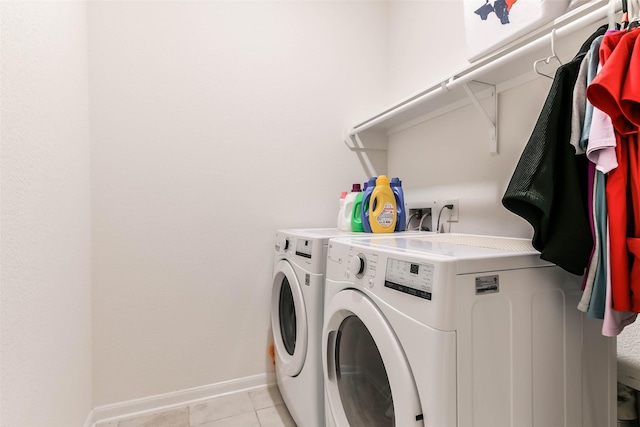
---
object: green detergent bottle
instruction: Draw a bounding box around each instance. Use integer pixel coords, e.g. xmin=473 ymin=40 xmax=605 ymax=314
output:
xmin=350 ymin=185 xmax=364 ymax=232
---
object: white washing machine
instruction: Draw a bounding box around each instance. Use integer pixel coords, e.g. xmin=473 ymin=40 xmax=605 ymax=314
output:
xmin=271 ymin=228 xmax=360 ymax=427
xmin=322 ymin=233 xmax=616 ymax=427
xmin=271 ymin=228 xmax=424 ymax=426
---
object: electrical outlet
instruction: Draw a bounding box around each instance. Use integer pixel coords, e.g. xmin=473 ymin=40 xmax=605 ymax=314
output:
xmin=445 ymin=199 xmax=459 ymax=222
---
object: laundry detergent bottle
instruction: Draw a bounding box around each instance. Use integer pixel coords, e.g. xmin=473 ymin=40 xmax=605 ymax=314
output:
xmin=369 ymin=175 xmax=397 ymax=233
xmin=390 ymin=177 xmax=406 ymax=232
xmin=341 ymin=184 xmax=361 ymax=231
xmin=361 ymin=177 xmax=377 ymax=233
xmin=337 ymin=191 xmax=349 ymax=230
xmin=351 ymin=185 xmax=364 ymax=232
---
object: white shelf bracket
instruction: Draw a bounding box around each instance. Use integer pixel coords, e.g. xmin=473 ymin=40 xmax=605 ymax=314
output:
xmin=462 ymin=81 xmax=498 ymax=155
xmin=344 ymin=131 xmax=357 ymax=149
xmin=343 ymin=130 xmax=387 ymax=152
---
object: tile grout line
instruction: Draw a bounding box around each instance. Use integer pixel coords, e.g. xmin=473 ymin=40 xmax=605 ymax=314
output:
xmin=101 ymin=386 xmax=294 ymax=427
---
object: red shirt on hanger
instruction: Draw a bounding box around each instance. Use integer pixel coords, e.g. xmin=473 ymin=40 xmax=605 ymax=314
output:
xmin=621 ymin=31 xmax=640 ymax=127
xmin=588 ymin=29 xmax=639 ymax=136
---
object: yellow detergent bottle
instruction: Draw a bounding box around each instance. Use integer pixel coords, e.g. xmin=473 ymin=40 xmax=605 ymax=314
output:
xmin=369 ymin=175 xmax=397 ymax=233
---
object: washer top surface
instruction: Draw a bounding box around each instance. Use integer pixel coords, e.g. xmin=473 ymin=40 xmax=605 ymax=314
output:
xmin=329 ymin=233 xmax=550 ymax=273
xmin=276 ymin=228 xmax=359 ymax=239
xmin=277 ymin=228 xmax=428 ymax=239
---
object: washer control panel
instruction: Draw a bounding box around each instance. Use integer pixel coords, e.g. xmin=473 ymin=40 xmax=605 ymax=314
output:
xmin=275 ymin=236 xmax=289 ymax=253
xmin=335 ymin=245 xmax=435 ymax=300
xmin=346 ymin=248 xmax=378 ymax=284
xmin=295 ymin=238 xmax=312 ymax=259
xmin=384 ymin=258 xmax=434 ymax=300
xmin=349 ymin=253 xmax=366 ymax=278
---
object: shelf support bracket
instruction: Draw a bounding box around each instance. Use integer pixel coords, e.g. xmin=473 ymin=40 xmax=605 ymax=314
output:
xmin=462 ymin=81 xmax=498 ymax=155
xmin=343 ymin=130 xmax=388 ymax=152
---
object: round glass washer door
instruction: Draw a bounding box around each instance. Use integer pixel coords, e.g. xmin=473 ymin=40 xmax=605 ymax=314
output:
xmin=271 ymin=259 xmax=308 ymax=377
xmin=323 ymin=288 xmax=423 ymax=426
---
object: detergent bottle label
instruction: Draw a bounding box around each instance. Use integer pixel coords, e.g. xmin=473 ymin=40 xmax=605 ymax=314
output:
xmin=370 ymin=175 xmax=397 ymax=233
xmin=377 ymin=202 xmax=395 ymax=226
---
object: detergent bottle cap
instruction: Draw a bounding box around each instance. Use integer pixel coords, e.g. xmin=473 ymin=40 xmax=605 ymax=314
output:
xmin=351 ymin=183 xmax=362 ymax=192
xmin=340 ymin=191 xmax=347 ymax=199
xmin=376 ymin=175 xmax=390 ymax=186
xmin=390 ymin=177 xmax=401 ymax=186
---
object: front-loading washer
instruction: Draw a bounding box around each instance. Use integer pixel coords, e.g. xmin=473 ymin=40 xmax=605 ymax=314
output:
xmin=271 ymin=228 xmax=424 ymax=426
xmin=271 ymin=228 xmax=361 ymax=427
xmin=322 ymin=233 xmax=616 ymax=427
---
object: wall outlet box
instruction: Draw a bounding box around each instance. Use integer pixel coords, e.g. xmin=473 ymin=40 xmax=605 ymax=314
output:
xmin=406 ymin=201 xmax=436 ymax=232
xmin=445 ymin=199 xmax=459 ymax=223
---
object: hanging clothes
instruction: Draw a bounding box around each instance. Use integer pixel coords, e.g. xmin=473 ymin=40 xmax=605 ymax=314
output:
xmin=579 ymin=35 xmax=610 ymax=319
xmin=587 ymin=28 xmax=640 ymax=312
xmin=503 ymin=17 xmax=640 ymax=335
xmin=569 ymin=50 xmax=591 ymax=155
xmin=580 ymin=29 xmax=637 ymax=334
xmin=577 ymin=36 xmax=605 ymax=314
xmin=502 ymin=25 xmax=607 ymax=276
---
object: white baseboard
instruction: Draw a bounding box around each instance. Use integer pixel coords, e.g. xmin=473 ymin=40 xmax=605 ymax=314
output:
xmin=84 ymin=372 xmax=276 ymax=427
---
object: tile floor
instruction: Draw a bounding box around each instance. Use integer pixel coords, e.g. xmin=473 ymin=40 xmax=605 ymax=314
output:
xmin=96 ymin=385 xmax=297 ymax=427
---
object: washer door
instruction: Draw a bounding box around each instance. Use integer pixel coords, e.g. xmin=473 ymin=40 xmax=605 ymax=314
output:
xmin=271 ymin=259 xmax=308 ymax=377
xmin=323 ymin=288 xmax=424 ymax=426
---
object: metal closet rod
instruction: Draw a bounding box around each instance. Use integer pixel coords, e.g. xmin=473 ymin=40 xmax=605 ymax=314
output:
xmin=348 ymin=2 xmax=611 ymax=136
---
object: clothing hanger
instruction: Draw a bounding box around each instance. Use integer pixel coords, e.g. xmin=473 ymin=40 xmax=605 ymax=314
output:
xmin=628 ymin=0 xmax=640 ymax=29
xmin=622 ymin=0 xmax=630 ymax=28
xmin=609 ymin=0 xmax=620 ymax=29
xmin=533 ymin=29 xmax=563 ymax=79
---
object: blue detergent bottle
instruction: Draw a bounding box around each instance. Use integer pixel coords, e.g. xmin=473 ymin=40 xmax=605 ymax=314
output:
xmin=391 ymin=177 xmax=406 ymax=231
xmin=361 ymin=177 xmax=377 ymax=233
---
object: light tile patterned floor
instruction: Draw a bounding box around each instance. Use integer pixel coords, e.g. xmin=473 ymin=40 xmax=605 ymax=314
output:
xmin=96 ymin=385 xmax=297 ymax=427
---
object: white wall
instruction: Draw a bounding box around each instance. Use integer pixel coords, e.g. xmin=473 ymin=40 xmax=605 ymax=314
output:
xmin=0 ymin=2 xmax=93 ymax=426
xmin=387 ymin=0 xmax=469 ymax=102
xmin=386 ymin=0 xmax=541 ymax=237
xmin=386 ymin=0 xmax=603 ymax=238
xmin=88 ymin=1 xmax=389 ymax=406
xmin=387 ymin=77 xmax=551 ymax=236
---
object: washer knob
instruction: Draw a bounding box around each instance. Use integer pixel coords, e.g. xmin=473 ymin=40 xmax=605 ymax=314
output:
xmin=282 ymin=237 xmax=290 ymax=251
xmin=349 ymin=254 xmax=366 ymax=278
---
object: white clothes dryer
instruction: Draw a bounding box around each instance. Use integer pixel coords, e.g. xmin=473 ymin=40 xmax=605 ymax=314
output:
xmin=271 ymin=228 xmax=360 ymax=427
xmin=322 ymin=233 xmax=616 ymax=427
